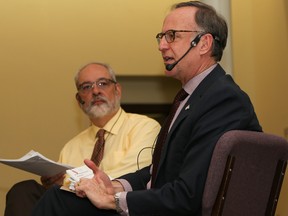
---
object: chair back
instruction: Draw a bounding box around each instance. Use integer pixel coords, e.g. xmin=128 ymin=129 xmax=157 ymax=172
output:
xmin=202 ymin=130 xmax=288 ymax=216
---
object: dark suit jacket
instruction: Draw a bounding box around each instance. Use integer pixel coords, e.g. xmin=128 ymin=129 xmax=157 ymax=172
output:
xmin=121 ymin=64 xmax=262 ymax=216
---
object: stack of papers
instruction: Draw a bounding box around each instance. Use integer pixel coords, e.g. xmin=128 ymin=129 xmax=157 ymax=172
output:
xmin=63 ymin=165 xmax=94 ymax=191
xmin=0 ymin=150 xmax=73 ymax=176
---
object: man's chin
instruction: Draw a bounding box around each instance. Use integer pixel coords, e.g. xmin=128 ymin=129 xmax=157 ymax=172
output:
xmin=87 ymin=105 xmax=110 ymax=118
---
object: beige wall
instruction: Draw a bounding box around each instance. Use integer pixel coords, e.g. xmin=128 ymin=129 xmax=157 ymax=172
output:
xmin=0 ymin=0 xmax=179 ymax=213
xmin=231 ymin=1 xmax=288 ymax=215
xmin=0 ymin=0 xmax=287 ymax=215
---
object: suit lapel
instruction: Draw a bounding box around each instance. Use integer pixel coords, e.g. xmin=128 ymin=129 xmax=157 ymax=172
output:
xmin=155 ymin=65 xmax=227 ymax=179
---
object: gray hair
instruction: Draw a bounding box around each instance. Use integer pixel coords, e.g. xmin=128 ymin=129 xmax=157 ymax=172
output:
xmin=74 ymin=62 xmax=117 ymax=88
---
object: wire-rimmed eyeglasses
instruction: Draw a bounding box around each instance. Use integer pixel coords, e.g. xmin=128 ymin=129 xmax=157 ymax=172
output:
xmin=156 ymin=29 xmax=203 ymax=44
xmin=77 ymin=78 xmax=116 ymax=94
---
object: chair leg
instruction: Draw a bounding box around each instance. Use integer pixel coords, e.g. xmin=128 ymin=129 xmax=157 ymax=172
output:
xmin=265 ymin=160 xmax=287 ymax=216
xmin=212 ymin=156 xmax=235 ymax=216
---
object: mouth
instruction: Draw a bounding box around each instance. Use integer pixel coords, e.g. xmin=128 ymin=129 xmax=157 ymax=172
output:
xmin=91 ymin=96 xmax=107 ymax=106
xmin=91 ymin=99 xmax=105 ymax=106
xmin=163 ymin=56 xmax=174 ymax=65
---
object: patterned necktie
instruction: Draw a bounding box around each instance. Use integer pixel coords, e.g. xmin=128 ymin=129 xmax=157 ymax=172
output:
xmin=91 ymin=129 xmax=106 ymax=166
xmin=151 ymin=88 xmax=188 ymax=187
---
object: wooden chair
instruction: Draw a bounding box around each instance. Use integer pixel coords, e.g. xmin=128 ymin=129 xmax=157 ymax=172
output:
xmin=202 ymin=130 xmax=288 ymax=216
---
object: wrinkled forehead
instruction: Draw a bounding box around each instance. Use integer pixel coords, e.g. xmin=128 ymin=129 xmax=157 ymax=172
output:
xmin=162 ymin=7 xmax=198 ymax=31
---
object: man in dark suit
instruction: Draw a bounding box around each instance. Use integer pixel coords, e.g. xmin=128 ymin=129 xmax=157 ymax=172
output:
xmin=31 ymin=1 xmax=262 ymax=215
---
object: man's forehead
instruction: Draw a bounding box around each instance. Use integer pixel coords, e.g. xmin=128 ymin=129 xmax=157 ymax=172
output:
xmin=163 ymin=7 xmax=197 ymax=30
xmin=79 ymin=65 xmax=109 ymax=81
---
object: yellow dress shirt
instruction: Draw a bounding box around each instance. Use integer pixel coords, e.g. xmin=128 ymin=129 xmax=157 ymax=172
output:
xmin=58 ymin=108 xmax=160 ymax=179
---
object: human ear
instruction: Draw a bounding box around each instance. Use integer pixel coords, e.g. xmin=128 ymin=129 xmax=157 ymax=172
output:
xmin=115 ymin=83 xmax=122 ymax=97
xmin=199 ymin=34 xmax=214 ymax=55
xmin=76 ymin=93 xmax=85 ymax=105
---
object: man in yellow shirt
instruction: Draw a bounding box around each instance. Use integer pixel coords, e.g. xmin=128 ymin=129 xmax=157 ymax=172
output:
xmin=4 ymin=62 xmax=160 ymax=216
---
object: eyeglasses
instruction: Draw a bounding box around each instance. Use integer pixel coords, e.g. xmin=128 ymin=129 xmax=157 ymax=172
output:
xmin=156 ymin=29 xmax=203 ymax=44
xmin=78 ymin=78 xmax=116 ymax=94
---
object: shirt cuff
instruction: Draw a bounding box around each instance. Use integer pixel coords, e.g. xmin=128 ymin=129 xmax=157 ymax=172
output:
xmin=117 ymin=191 xmax=129 ymax=216
xmin=115 ymin=178 xmax=132 ymax=192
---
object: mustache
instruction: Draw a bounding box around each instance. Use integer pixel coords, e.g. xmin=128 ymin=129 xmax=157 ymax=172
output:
xmin=90 ymin=94 xmax=108 ymax=105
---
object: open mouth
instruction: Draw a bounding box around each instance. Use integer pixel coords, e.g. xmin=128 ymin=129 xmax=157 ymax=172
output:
xmin=163 ymin=56 xmax=174 ymax=64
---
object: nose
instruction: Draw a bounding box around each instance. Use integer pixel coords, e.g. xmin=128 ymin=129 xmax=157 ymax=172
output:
xmin=158 ymin=37 xmax=169 ymax=52
xmin=91 ymin=83 xmax=101 ymax=94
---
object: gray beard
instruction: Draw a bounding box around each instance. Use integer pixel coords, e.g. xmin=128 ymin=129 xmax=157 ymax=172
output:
xmin=86 ymin=103 xmax=112 ymax=118
xmin=84 ymin=97 xmax=120 ymax=119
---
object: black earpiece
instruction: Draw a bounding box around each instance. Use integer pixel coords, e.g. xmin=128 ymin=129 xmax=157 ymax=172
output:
xmin=191 ymin=33 xmax=204 ymax=47
xmin=76 ymin=93 xmax=85 ymax=105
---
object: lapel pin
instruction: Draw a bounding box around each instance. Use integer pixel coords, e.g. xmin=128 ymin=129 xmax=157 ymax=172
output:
xmin=185 ymin=105 xmax=190 ymax=110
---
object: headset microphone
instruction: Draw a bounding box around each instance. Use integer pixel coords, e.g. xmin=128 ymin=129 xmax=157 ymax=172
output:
xmin=76 ymin=93 xmax=85 ymax=105
xmin=165 ymin=33 xmax=204 ymax=71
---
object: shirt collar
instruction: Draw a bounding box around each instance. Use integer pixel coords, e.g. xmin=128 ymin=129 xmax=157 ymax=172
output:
xmin=183 ymin=63 xmax=217 ymax=95
xmin=103 ymin=108 xmax=125 ymax=135
xmin=90 ymin=108 xmax=126 ymax=138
